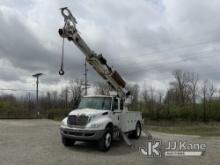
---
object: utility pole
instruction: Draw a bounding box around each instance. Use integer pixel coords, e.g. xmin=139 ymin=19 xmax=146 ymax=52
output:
xmin=28 ymin=92 xmax=31 ymax=112
xmin=32 ymin=73 xmax=43 ymax=109
xmin=84 ymin=58 xmax=88 ymax=95
xmin=64 ymin=87 xmax=68 ymax=109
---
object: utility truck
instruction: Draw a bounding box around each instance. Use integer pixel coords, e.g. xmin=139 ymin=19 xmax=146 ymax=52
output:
xmin=58 ymin=7 xmax=143 ymax=151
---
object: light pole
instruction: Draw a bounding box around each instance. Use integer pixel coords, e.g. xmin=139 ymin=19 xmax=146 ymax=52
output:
xmin=32 ymin=73 xmax=43 ymax=109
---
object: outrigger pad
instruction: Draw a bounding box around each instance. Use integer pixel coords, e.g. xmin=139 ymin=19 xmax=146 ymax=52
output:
xmin=121 ymin=132 xmax=132 ymax=146
xmin=141 ymin=130 xmax=153 ymax=139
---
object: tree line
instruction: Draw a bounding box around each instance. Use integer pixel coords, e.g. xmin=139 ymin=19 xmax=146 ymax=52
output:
xmin=127 ymin=69 xmax=220 ymax=122
xmin=0 ymin=69 xmax=220 ymax=121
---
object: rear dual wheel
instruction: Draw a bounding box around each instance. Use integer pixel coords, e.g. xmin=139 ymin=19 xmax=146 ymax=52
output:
xmin=130 ymin=122 xmax=141 ymax=139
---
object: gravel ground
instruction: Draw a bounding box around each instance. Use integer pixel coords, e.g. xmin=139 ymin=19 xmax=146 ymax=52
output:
xmin=0 ymin=119 xmax=219 ymax=165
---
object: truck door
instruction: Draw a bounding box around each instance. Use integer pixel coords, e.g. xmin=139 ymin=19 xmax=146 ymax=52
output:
xmin=111 ymin=97 xmax=121 ymax=127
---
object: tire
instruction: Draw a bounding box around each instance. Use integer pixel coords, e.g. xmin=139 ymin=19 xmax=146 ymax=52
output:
xmin=62 ymin=136 xmax=75 ymax=147
xmin=98 ymin=127 xmax=112 ymax=152
xmin=130 ymin=122 xmax=141 ymax=139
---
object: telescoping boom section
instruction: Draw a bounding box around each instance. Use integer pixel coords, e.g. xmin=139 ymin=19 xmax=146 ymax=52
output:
xmin=58 ymin=7 xmax=129 ymax=99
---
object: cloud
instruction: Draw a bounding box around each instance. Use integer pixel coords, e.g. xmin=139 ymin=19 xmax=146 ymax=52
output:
xmin=0 ymin=0 xmax=220 ymax=94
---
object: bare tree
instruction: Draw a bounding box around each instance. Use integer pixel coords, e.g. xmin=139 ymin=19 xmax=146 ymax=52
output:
xmin=46 ymin=91 xmax=51 ymax=109
xmin=172 ymin=69 xmax=190 ymax=105
xmin=158 ymin=92 xmax=163 ymax=105
xmin=52 ymin=91 xmax=58 ymax=108
xmin=201 ymin=80 xmax=217 ymax=121
xmin=142 ymin=83 xmax=148 ymax=104
xmin=60 ymin=87 xmax=69 ymax=109
xmin=188 ymin=72 xmax=199 ymax=118
xmin=69 ymin=79 xmax=83 ymax=109
xmin=149 ymin=86 xmax=155 ymax=118
xmin=95 ymin=82 xmax=111 ymax=95
xmin=127 ymin=84 xmax=139 ymax=106
xmin=207 ymin=81 xmax=216 ymax=117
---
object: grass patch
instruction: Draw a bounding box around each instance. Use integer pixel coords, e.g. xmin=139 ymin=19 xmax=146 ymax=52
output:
xmin=144 ymin=119 xmax=220 ymax=137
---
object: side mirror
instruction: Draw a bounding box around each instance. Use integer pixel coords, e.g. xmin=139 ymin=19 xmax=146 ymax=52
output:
xmin=112 ymin=104 xmax=118 ymax=111
xmin=124 ymin=97 xmax=132 ymax=106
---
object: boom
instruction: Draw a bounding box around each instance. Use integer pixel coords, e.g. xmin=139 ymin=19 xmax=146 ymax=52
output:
xmin=58 ymin=7 xmax=130 ymax=99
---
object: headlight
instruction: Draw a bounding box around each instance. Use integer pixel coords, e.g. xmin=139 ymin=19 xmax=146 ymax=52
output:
xmin=89 ymin=115 xmax=96 ymax=122
xmin=89 ymin=123 xmax=102 ymax=128
xmin=61 ymin=117 xmax=67 ymax=126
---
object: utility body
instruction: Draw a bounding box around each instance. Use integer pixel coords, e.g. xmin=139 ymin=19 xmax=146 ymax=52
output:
xmin=58 ymin=7 xmax=143 ymax=151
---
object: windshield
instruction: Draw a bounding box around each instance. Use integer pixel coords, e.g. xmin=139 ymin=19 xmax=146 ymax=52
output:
xmin=78 ymin=97 xmax=112 ymax=110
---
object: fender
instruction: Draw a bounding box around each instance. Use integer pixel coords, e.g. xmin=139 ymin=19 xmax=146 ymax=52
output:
xmin=86 ymin=115 xmax=113 ymax=131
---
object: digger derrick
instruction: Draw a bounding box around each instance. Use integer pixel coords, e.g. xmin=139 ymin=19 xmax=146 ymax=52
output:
xmin=58 ymin=8 xmax=145 ymax=149
xmin=58 ymin=7 xmax=129 ymax=98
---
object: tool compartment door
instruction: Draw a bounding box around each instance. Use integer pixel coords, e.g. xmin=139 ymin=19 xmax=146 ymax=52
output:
xmin=120 ymin=111 xmax=141 ymax=132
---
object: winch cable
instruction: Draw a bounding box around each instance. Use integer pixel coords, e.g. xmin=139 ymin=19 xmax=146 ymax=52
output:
xmin=59 ymin=38 xmax=65 ymax=75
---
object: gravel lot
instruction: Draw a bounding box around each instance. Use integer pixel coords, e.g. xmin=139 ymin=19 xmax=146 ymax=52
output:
xmin=0 ymin=119 xmax=219 ymax=165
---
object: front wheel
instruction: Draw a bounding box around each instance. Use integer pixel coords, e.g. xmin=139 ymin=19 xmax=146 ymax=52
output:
xmin=62 ymin=136 xmax=75 ymax=147
xmin=98 ymin=128 xmax=112 ymax=152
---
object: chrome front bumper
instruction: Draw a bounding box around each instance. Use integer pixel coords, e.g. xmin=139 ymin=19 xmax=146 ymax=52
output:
xmin=60 ymin=127 xmax=105 ymax=141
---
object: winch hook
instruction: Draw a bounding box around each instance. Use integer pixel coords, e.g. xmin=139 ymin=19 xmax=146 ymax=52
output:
xmin=59 ymin=69 xmax=64 ymax=75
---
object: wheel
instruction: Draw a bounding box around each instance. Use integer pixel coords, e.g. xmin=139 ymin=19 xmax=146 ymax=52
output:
xmin=98 ymin=127 xmax=112 ymax=152
xmin=130 ymin=122 xmax=141 ymax=139
xmin=62 ymin=136 xmax=75 ymax=147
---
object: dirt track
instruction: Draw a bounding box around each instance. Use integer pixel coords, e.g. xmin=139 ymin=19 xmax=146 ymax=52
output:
xmin=0 ymin=119 xmax=219 ymax=165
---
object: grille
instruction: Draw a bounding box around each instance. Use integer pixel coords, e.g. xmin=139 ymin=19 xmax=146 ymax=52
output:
xmin=67 ymin=114 xmax=89 ymax=126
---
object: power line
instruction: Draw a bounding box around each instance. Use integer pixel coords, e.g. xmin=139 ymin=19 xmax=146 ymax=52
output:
xmin=126 ymin=48 xmax=220 ymax=74
xmin=130 ymin=27 xmax=220 ymax=52
xmin=109 ymin=37 xmax=220 ymax=63
xmin=0 ymin=30 xmax=220 ymax=90
xmin=127 ymin=46 xmax=220 ymax=69
xmin=1 ymin=35 xmax=220 ymax=75
xmin=0 ymin=88 xmax=35 ymax=92
xmin=0 ymin=88 xmax=44 ymax=93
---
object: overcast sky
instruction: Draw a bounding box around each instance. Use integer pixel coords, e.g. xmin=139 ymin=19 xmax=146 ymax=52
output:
xmin=0 ymin=0 xmax=220 ymax=96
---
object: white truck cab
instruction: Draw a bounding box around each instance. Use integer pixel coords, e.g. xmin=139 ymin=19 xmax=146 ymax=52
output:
xmin=60 ymin=95 xmax=143 ymax=151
